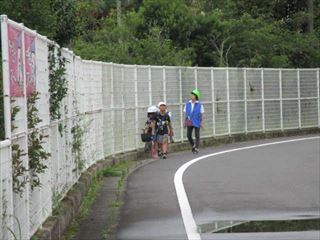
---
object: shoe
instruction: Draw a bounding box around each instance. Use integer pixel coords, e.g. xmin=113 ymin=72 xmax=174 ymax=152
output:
xmin=191 ymin=145 xmax=195 ymax=153
xmin=193 ymin=148 xmax=199 ymax=154
xmin=158 ymin=150 xmax=163 ymax=157
xmin=162 ymin=153 xmax=167 ymax=159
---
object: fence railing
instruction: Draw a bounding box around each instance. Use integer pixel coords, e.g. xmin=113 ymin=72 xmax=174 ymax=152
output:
xmin=0 ymin=15 xmax=319 ymax=239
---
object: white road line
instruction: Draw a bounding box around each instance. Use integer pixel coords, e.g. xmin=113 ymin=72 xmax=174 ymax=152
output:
xmin=174 ymin=136 xmax=320 ymax=240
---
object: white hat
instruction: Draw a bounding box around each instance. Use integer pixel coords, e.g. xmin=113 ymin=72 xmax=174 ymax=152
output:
xmin=147 ymin=106 xmax=158 ymax=113
xmin=158 ymin=101 xmax=166 ymax=108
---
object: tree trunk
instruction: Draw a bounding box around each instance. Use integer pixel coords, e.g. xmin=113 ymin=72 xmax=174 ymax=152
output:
xmin=117 ymin=0 xmax=122 ymax=26
xmin=307 ymin=0 xmax=314 ymax=32
xmin=213 ymin=39 xmax=233 ymax=67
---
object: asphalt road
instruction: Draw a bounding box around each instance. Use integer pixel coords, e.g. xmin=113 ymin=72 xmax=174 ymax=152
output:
xmin=116 ymin=135 xmax=320 ymax=240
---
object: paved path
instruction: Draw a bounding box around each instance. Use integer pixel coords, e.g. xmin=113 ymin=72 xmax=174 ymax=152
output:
xmin=71 ymin=177 xmax=120 ymax=240
xmin=116 ymin=136 xmax=320 ymax=240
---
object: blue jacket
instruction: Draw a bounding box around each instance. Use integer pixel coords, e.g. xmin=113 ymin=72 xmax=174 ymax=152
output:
xmin=185 ymin=100 xmax=202 ymax=128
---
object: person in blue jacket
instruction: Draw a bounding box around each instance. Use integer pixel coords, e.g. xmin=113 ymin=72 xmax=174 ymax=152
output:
xmin=183 ymin=89 xmax=204 ymax=154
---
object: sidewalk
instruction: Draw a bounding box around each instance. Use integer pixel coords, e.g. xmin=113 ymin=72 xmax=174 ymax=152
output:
xmin=70 ymin=176 xmax=120 ymax=240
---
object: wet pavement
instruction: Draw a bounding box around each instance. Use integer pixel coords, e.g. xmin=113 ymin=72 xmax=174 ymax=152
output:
xmin=116 ymin=136 xmax=320 ymax=240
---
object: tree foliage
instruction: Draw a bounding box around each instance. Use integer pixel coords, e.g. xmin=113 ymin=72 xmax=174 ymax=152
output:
xmin=0 ymin=0 xmax=77 ymax=45
xmin=71 ymin=0 xmax=320 ymax=67
xmin=0 ymin=0 xmax=319 ymax=67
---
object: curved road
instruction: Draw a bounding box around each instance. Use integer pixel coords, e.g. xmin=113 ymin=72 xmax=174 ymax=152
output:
xmin=117 ymin=135 xmax=320 ymax=240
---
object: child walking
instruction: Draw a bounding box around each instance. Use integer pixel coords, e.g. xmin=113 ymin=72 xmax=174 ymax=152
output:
xmin=157 ymin=102 xmax=173 ymax=159
xmin=142 ymin=105 xmax=159 ymax=158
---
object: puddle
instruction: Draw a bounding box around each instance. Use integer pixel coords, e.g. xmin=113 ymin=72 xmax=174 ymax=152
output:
xmin=213 ymin=218 xmax=320 ymax=233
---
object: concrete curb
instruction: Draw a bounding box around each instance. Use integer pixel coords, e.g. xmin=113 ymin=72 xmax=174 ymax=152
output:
xmin=32 ymin=128 xmax=319 ymax=240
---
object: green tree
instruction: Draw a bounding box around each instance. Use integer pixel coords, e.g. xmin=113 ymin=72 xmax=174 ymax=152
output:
xmin=0 ymin=0 xmax=57 ymax=39
xmin=73 ymin=11 xmax=193 ymax=66
xmin=136 ymin=0 xmax=195 ymax=48
xmin=1 ymin=0 xmax=319 ymax=68
xmin=0 ymin=0 xmax=80 ymax=46
xmin=52 ymin=0 xmax=77 ymax=46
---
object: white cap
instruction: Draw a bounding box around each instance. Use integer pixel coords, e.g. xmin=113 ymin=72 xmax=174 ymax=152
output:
xmin=158 ymin=101 xmax=166 ymax=108
xmin=147 ymin=106 xmax=158 ymax=113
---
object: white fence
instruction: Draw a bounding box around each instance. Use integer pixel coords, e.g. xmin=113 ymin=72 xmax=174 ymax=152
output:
xmin=0 ymin=15 xmax=320 ymax=239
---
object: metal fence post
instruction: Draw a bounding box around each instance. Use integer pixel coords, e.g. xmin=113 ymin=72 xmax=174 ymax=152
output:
xmin=121 ymin=65 xmax=125 ymax=152
xmin=194 ymin=67 xmax=198 ymax=89
xmin=148 ymin=66 xmax=152 ymax=106
xmin=20 ymin=23 xmax=31 ymax=239
xmin=89 ymin=61 xmax=94 ymax=164
xmin=134 ymin=65 xmax=139 ymax=148
xmin=1 ymin=15 xmax=11 ymax=140
xmin=163 ymin=66 xmax=166 ymax=103
xmin=297 ymin=69 xmax=301 ymax=129
xmin=279 ymin=69 xmax=283 ymax=130
xmin=317 ymin=68 xmax=320 ymax=128
xmin=211 ymin=67 xmax=215 ymax=137
xmin=226 ymin=68 xmax=231 ymax=135
xmin=110 ymin=63 xmax=115 ymax=155
xmin=0 ymin=14 xmax=14 ymax=240
xmin=244 ymin=69 xmax=247 ymax=133
xmin=179 ymin=67 xmax=183 ymax=142
xmin=261 ymin=68 xmax=265 ymax=132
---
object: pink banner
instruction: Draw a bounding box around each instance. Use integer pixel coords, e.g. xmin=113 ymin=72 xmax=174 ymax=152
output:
xmin=24 ymin=33 xmax=36 ymax=96
xmin=8 ymin=24 xmax=24 ymax=97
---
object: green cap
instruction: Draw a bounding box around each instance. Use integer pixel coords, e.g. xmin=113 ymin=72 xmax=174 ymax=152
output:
xmin=191 ymin=89 xmax=200 ymax=98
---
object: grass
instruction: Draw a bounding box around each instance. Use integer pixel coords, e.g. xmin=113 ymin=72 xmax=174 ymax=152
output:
xmin=102 ymin=160 xmax=133 ymax=178
xmin=110 ymin=200 xmax=123 ymax=209
xmin=102 ymin=160 xmax=135 ymax=192
xmin=102 ymin=168 xmax=124 ymax=177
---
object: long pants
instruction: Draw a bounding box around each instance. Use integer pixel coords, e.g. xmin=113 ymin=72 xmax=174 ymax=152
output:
xmin=187 ymin=126 xmax=200 ymax=148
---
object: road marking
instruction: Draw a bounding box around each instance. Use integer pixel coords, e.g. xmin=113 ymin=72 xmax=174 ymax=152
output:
xmin=174 ymin=136 xmax=320 ymax=240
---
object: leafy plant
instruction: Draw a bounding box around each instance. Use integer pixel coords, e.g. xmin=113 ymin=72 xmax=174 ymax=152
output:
xmin=1 ymin=188 xmax=11 ymax=240
xmin=27 ymin=92 xmax=50 ymax=189
xmin=10 ymin=99 xmax=28 ymax=195
xmin=7 ymin=215 xmax=22 ymax=240
xmin=71 ymin=119 xmax=85 ymax=171
xmin=12 ymin=144 xmax=28 ymax=195
xmin=9 ymin=97 xmax=21 ymax=134
xmin=48 ymin=44 xmax=68 ymax=123
xmin=2 ymin=188 xmax=8 ymax=220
